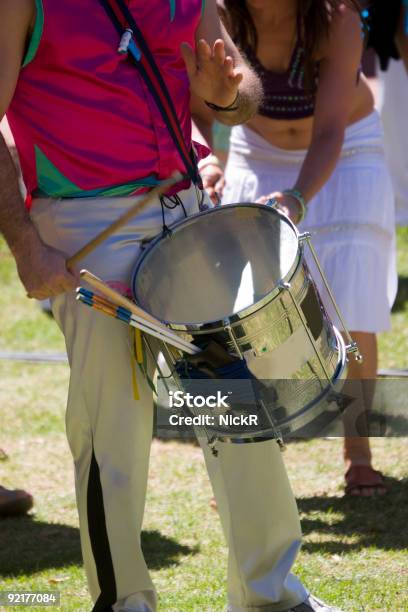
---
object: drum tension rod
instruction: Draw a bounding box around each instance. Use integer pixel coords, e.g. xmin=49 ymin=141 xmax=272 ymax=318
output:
xmin=258 ymin=398 xmax=285 ymax=449
xmin=224 ymin=322 xmax=244 ymax=359
xmin=298 ymin=232 xmax=363 ymax=363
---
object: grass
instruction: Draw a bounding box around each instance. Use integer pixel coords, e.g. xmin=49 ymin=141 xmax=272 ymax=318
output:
xmin=378 ymin=226 xmax=408 ymax=369
xmin=0 ymin=231 xmax=407 ymax=611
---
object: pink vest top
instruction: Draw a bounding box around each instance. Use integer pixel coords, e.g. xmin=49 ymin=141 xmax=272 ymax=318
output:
xmin=7 ymin=0 xmax=206 ymax=198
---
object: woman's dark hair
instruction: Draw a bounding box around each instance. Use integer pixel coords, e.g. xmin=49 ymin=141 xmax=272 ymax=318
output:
xmin=222 ymin=0 xmax=362 ymax=87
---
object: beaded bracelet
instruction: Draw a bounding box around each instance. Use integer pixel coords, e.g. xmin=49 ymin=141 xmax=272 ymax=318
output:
xmin=204 ymin=91 xmax=240 ymax=113
xmin=282 ymin=189 xmax=307 ymax=223
xmin=266 ymin=189 xmax=307 ymax=224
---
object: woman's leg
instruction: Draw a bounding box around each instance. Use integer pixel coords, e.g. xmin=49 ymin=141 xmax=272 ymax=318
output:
xmin=343 ymin=331 xmax=386 ymax=496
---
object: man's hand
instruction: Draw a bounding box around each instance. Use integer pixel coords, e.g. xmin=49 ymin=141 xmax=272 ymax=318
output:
xmin=256 ymin=192 xmax=303 ymax=224
xmin=181 ymin=38 xmax=243 ymax=108
xmin=14 ymin=238 xmax=78 ymax=300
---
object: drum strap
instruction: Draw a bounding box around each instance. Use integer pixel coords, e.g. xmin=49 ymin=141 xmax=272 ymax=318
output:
xmin=98 ymin=0 xmax=202 ymax=188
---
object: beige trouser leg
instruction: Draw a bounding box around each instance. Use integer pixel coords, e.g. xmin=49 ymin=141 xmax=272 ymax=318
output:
xmin=30 ymin=187 xmax=307 ymax=612
xmin=202 ymin=440 xmax=307 ymax=611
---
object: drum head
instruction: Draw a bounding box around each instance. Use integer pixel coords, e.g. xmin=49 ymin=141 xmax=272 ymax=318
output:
xmin=132 ymin=204 xmax=299 ymax=326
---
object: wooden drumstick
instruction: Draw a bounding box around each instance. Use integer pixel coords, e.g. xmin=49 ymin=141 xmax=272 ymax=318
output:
xmin=79 ymin=269 xmax=164 ymax=329
xmin=66 ymin=174 xmax=181 ymax=269
xmin=76 ymin=287 xmax=199 ymax=354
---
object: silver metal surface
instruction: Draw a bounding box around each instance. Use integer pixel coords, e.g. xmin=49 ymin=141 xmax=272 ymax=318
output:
xmin=132 ymin=204 xmax=349 ymax=440
xmin=132 ymin=204 xmax=301 ymax=331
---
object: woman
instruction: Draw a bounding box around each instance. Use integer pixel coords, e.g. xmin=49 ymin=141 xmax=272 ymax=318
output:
xmin=206 ymin=0 xmax=397 ymax=495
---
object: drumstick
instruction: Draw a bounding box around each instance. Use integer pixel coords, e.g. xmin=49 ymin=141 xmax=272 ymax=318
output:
xmin=79 ymin=270 xmax=199 ymax=354
xmin=77 ymin=293 xmax=197 ymax=355
xmin=67 ymin=174 xmax=180 ymax=268
xmin=77 ymin=287 xmax=199 ymax=354
xmin=80 ymin=269 xmax=163 ymax=328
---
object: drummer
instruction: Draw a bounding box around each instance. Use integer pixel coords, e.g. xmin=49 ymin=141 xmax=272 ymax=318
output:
xmin=198 ymin=0 xmax=397 ymax=496
xmin=0 ymin=1 xmax=341 ymax=611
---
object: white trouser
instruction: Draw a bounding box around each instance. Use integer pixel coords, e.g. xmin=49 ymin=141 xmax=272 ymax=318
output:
xmin=30 ymin=185 xmax=308 ymax=612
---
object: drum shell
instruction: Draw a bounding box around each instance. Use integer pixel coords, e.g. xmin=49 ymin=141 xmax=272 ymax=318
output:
xmin=132 ymin=204 xmax=347 ymax=439
xmin=170 ymin=258 xmax=344 ymax=437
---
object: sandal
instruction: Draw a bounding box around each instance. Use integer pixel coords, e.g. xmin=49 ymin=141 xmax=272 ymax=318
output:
xmin=344 ymin=465 xmax=387 ymax=497
xmin=0 ymin=485 xmax=34 ymax=517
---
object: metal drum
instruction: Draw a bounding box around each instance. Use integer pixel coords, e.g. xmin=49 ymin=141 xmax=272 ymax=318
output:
xmin=131 ymin=204 xmax=353 ymax=442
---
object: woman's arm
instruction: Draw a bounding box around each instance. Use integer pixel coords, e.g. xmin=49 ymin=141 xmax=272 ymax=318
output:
xmin=259 ymin=7 xmax=366 ymax=222
xmin=294 ymin=7 xmax=365 ymax=202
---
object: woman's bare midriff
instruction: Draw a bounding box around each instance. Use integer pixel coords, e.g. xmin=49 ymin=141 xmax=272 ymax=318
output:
xmin=246 ymin=76 xmax=375 ymax=151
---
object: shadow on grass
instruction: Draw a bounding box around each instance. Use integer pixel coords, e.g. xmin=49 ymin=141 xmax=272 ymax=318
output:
xmin=0 ymin=519 xmax=198 ymax=576
xmin=297 ymin=476 xmax=408 ymax=553
xmin=392 ymin=276 xmax=408 ymax=313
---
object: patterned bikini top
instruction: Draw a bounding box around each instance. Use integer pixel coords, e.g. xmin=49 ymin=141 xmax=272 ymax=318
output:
xmin=244 ymin=41 xmax=318 ymax=120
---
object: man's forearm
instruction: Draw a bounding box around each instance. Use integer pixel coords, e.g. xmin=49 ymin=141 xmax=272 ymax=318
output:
xmin=0 ymin=132 xmax=40 ymax=258
xmin=213 ymin=65 xmax=262 ymax=126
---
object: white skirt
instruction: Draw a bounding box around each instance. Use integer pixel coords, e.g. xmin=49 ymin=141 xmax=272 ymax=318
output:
xmin=222 ymin=111 xmax=397 ymax=333
xmin=380 ymin=59 xmax=408 ymax=226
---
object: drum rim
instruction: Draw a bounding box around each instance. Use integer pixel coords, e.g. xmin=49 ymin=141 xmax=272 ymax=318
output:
xmin=131 ymin=203 xmax=302 ymax=331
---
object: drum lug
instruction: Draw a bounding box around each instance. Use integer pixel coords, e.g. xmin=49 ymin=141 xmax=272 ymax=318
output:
xmin=298 ymin=231 xmax=312 ymax=242
xmin=279 ymin=281 xmax=291 ymax=291
xmin=346 ymin=341 xmax=364 ymax=362
xmin=277 ymin=438 xmax=286 ymax=452
xmin=208 ymin=438 xmax=219 ymax=457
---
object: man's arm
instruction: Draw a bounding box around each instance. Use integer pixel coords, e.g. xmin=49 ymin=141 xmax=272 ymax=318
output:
xmin=181 ymin=0 xmax=262 ymax=126
xmin=0 ymin=0 xmax=77 ymax=299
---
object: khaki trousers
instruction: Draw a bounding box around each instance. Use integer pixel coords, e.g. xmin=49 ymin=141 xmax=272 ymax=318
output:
xmin=30 ymin=186 xmax=308 ymax=612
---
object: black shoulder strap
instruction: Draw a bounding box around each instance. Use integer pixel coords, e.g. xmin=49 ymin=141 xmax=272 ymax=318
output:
xmin=99 ymin=0 xmax=201 ymax=185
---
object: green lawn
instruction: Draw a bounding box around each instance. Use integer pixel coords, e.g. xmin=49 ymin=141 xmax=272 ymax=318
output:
xmin=0 ymin=230 xmax=407 ymax=611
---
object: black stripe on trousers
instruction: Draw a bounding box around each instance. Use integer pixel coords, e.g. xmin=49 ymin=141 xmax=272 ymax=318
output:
xmin=88 ymin=448 xmax=117 ymax=612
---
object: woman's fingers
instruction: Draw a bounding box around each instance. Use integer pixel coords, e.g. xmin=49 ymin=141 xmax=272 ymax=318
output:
xmin=222 ymin=56 xmax=234 ymax=78
xmin=213 ymin=39 xmax=226 ymax=64
xmin=196 ymin=38 xmax=212 ymax=64
xmin=230 ymin=70 xmax=243 ymax=86
xmin=215 ymin=176 xmax=225 ymax=197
